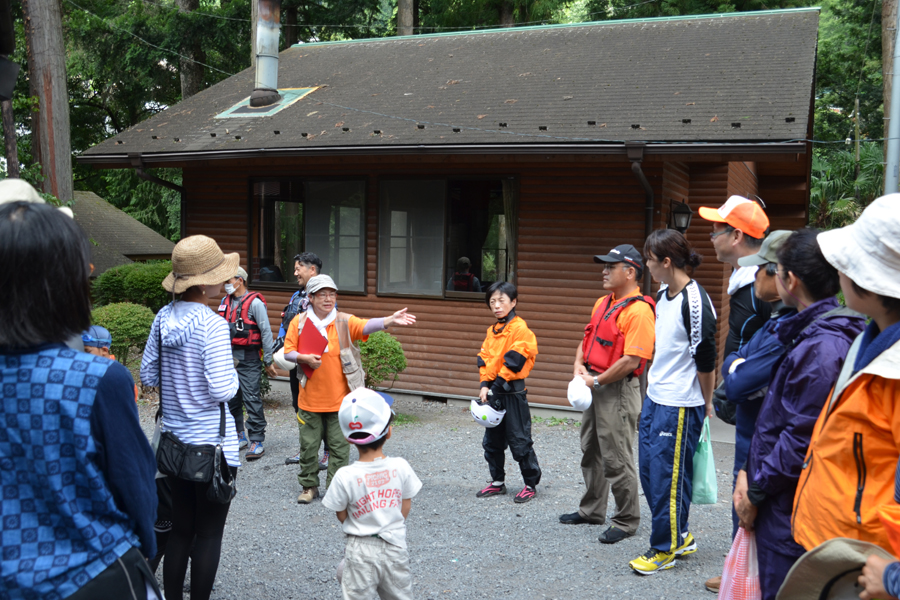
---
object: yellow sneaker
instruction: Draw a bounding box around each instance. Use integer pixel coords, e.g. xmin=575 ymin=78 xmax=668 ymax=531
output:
xmin=629 ymin=548 xmax=676 ymax=575
xmin=674 ymin=532 xmax=697 ymax=556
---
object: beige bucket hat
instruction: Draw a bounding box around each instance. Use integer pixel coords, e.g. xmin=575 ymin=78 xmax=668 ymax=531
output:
xmin=775 ymin=537 xmax=895 ymax=600
xmin=162 ymin=235 xmax=240 ymax=294
xmin=818 ymin=194 xmax=900 ymax=300
xmin=0 ymin=179 xmax=74 ymax=218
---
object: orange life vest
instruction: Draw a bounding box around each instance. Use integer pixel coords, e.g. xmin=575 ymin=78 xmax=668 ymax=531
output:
xmin=582 ymin=294 xmax=655 ymax=376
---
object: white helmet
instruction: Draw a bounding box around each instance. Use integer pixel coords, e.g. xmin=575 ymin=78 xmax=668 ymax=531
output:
xmin=567 ymin=376 xmax=592 ymax=412
xmin=273 ymin=348 xmax=296 ymax=371
xmin=470 ymin=400 xmax=505 ymax=428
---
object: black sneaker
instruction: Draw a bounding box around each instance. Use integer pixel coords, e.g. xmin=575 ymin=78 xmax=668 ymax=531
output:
xmin=559 ymin=512 xmax=590 ymax=525
xmin=599 ymin=526 xmax=631 ymax=544
xmin=476 ymin=482 xmax=507 ymax=498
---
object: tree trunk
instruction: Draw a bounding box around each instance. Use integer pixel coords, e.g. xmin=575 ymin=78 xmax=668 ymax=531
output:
xmin=398 ymin=0 xmax=413 ymax=36
xmin=499 ymin=0 xmax=514 ymax=27
xmin=884 ymin=0 xmax=897 ymax=163
xmin=177 ymin=0 xmax=205 ymax=99
xmin=284 ymin=5 xmax=298 ymax=47
xmin=251 ymin=0 xmax=258 ymax=69
xmin=2 ymin=99 xmax=18 ymax=178
xmin=22 ymin=0 xmax=72 ymax=201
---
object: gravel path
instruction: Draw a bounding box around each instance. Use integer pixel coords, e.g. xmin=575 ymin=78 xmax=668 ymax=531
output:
xmin=139 ymin=391 xmax=736 ymax=600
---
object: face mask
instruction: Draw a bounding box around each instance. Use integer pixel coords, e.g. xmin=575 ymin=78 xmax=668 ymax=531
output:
xmin=224 ymin=283 xmax=236 ymax=295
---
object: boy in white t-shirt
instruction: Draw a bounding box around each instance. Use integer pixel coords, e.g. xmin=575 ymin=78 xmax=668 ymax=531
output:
xmin=322 ymin=388 xmax=423 ymax=600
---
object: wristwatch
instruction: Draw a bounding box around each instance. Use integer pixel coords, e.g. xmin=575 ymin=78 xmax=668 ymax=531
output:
xmin=593 ymin=376 xmax=600 ymax=390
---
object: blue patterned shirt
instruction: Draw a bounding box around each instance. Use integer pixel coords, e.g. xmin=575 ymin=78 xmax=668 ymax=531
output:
xmin=1 ymin=344 xmax=156 ymax=600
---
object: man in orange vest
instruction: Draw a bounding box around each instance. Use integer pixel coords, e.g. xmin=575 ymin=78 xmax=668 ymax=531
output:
xmin=560 ymin=244 xmax=656 ymax=544
xmin=219 ymin=266 xmax=278 ymax=460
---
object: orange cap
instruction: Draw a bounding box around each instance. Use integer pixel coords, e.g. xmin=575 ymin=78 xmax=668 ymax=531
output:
xmin=698 ymin=196 xmax=769 ymax=239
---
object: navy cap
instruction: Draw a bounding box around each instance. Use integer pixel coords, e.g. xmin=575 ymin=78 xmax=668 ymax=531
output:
xmin=82 ymin=325 xmax=112 ymax=348
xmin=594 ymin=244 xmax=643 ymax=269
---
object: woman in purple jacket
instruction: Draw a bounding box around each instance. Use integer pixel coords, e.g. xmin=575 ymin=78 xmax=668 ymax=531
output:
xmin=732 ymin=228 xmax=865 ymax=600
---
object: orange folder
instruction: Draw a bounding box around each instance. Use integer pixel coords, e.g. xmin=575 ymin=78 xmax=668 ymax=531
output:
xmin=297 ymin=320 xmax=329 ymax=380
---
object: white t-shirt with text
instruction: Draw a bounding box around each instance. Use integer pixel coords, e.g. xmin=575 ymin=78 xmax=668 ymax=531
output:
xmin=322 ymin=456 xmax=422 ymax=548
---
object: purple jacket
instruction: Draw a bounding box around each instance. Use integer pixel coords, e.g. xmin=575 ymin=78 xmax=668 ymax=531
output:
xmin=745 ymin=297 xmax=865 ymax=555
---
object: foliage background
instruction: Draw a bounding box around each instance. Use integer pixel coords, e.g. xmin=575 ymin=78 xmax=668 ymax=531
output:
xmin=91 ymin=302 xmax=156 ymax=367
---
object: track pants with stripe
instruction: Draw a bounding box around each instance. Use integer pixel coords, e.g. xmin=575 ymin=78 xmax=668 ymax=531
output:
xmin=638 ymin=397 xmax=704 ymax=553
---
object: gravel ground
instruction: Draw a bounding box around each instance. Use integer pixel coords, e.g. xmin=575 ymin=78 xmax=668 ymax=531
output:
xmin=138 ymin=390 xmax=737 ymax=600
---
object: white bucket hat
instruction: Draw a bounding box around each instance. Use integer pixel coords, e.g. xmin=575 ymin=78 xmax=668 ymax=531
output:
xmin=567 ymin=376 xmax=592 ymax=411
xmin=775 ymin=537 xmax=894 ymax=600
xmin=470 ymin=400 xmax=505 ymax=428
xmin=306 ymin=274 xmax=337 ymax=295
xmin=817 ymin=194 xmax=900 ymax=300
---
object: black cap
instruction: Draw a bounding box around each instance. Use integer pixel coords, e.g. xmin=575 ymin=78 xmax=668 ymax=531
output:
xmin=594 ymin=244 xmax=643 ymax=269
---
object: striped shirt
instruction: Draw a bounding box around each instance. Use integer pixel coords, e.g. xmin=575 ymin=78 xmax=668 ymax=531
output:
xmin=141 ymin=301 xmax=241 ymax=467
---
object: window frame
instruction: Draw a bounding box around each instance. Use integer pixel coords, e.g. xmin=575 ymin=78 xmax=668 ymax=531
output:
xmin=374 ymin=174 xmax=517 ymax=302
xmin=247 ymin=176 xmax=368 ymax=296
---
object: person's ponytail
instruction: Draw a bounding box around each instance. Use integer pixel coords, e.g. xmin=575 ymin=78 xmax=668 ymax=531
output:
xmin=644 ymin=229 xmax=700 ymax=275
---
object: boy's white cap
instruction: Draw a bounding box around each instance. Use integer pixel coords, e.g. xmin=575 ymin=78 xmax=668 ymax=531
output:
xmin=272 ymin=348 xmax=296 ymax=371
xmin=470 ymin=400 xmax=505 ymax=428
xmin=567 ymin=377 xmax=592 ymax=412
xmin=339 ymin=388 xmax=394 ymax=444
xmin=817 ymin=194 xmax=900 ymax=300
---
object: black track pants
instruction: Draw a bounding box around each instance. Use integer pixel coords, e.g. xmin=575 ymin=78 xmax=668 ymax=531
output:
xmin=482 ymin=391 xmax=541 ymax=488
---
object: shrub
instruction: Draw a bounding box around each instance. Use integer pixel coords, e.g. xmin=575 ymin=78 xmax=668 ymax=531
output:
xmin=91 ymin=303 xmax=155 ymax=367
xmin=359 ymin=331 xmax=408 ymax=389
xmin=93 ymin=261 xmax=172 ymax=313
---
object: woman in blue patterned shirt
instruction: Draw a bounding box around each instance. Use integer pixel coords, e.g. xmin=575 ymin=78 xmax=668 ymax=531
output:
xmin=0 ymin=197 xmax=159 ymax=599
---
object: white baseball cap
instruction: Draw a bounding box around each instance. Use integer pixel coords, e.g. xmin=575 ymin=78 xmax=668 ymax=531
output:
xmin=470 ymin=400 xmax=505 ymax=428
xmin=339 ymin=388 xmax=395 ymax=444
xmin=567 ymin=377 xmax=592 ymax=412
xmin=817 ymin=194 xmax=900 ymax=300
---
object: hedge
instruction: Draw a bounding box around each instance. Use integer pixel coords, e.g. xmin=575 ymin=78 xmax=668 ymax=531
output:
xmin=91 ymin=303 xmax=155 ymax=367
xmin=93 ymin=261 xmax=172 ymax=313
xmin=359 ymin=331 xmax=408 ymax=389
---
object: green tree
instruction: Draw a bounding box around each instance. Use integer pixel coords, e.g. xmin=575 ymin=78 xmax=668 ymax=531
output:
xmin=810 ymin=143 xmax=884 ymax=229
xmin=91 ymin=302 xmax=156 ymax=367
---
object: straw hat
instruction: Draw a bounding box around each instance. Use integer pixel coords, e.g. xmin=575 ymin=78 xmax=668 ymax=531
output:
xmin=162 ymin=235 xmax=240 ymax=294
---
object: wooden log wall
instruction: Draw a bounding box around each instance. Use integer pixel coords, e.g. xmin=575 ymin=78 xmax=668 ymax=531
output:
xmin=181 ymin=153 xmax=804 ymax=407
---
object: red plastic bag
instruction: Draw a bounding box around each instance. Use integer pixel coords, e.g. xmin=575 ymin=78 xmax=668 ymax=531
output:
xmin=719 ymin=527 xmax=762 ymax=600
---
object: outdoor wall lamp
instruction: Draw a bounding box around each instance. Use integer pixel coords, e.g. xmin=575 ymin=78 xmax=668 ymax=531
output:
xmin=670 ymin=199 xmax=693 ymax=234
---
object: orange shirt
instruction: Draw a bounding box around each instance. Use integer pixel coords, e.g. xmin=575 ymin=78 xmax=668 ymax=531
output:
xmin=284 ymin=313 xmax=369 ymax=413
xmin=589 ymin=288 xmax=655 ymax=360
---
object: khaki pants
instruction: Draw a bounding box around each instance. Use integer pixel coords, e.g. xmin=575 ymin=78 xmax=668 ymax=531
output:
xmin=341 ymin=536 xmax=413 ymax=600
xmin=578 ymin=374 xmax=642 ymax=533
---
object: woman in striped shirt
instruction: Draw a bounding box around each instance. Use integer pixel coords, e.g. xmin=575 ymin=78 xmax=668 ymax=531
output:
xmin=141 ymin=235 xmax=241 ymax=600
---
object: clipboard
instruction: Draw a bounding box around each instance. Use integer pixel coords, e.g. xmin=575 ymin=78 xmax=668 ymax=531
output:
xmin=297 ymin=315 xmax=328 ymax=380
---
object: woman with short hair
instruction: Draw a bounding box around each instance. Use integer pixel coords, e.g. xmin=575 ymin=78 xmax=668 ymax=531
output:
xmin=284 ymin=274 xmax=416 ymax=504
xmin=0 ymin=198 xmax=159 ymax=599
xmin=140 ymin=235 xmax=241 ymax=600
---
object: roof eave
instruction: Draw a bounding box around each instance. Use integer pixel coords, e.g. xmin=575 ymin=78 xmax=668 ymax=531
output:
xmin=78 ymin=141 xmax=808 ymax=167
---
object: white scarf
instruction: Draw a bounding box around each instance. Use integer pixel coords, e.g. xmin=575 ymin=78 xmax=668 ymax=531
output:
xmin=305 ymin=307 xmax=337 ymax=353
xmin=728 ymin=266 xmax=759 ymax=296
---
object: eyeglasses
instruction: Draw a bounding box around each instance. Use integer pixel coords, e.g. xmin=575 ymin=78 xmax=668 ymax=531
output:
xmin=601 ymin=264 xmax=626 ymax=272
xmin=709 ymin=229 xmax=730 ymax=240
xmin=314 ymin=291 xmax=337 ymax=299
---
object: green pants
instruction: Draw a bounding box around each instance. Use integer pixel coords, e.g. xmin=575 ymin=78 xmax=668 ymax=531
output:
xmin=297 ymin=409 xmax=349 ymax=489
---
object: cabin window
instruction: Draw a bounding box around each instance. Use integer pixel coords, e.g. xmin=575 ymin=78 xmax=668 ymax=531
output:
xmin=377 ymin=178 xmax=514 ymax=298
xmin=252 ymin=179 xmax=366 ymax=292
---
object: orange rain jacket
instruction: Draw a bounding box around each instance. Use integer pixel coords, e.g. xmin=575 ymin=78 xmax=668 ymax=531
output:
xmin=477 ymin=315 xmax=538 ymax=391
xmin=792 ymin=335 xmax=900 ymax=553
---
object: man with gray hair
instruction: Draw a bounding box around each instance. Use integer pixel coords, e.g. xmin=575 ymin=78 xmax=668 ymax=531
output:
xmin=219 ymin=267 xmax=277 ymax=460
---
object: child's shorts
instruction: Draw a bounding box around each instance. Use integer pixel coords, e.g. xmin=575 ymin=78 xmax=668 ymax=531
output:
xmin=341 ymin=535 xmax=413 ymax=600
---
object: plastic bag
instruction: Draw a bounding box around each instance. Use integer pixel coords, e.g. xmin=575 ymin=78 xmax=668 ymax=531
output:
xmin=692 ymin=416 xmax=717 ymax=504
xmin=719 ymin=527 xmax=761 ymax=600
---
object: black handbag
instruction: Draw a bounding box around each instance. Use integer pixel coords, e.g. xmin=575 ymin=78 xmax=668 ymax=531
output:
xmin=207 ymin=404 xmax=237 ymax=504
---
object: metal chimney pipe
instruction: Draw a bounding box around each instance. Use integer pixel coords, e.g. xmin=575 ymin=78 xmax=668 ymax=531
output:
xmin=250 ymin=0 xmax=282 ymax=108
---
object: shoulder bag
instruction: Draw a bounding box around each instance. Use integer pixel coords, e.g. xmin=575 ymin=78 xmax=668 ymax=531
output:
xmin=336 ymin=312 xmax=366 ymax=391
